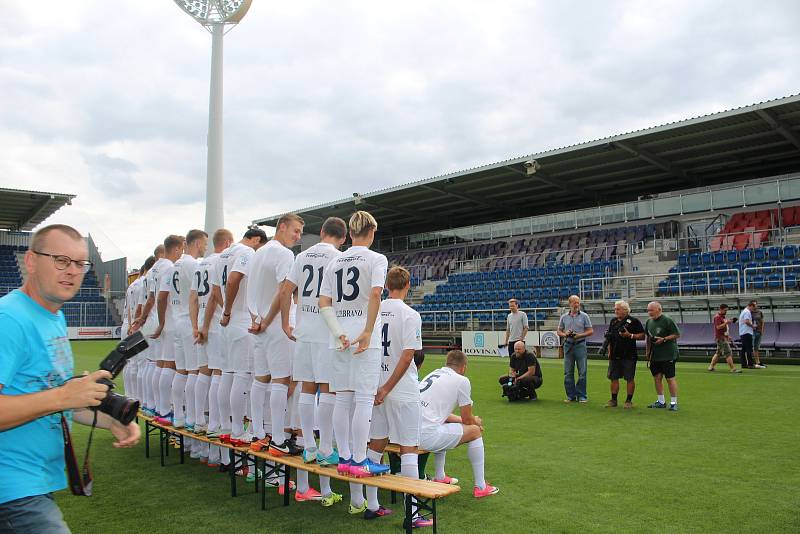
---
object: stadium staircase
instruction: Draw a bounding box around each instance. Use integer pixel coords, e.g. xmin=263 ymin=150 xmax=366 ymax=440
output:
xmin=0 ymin=244 xmax=114 ymax=326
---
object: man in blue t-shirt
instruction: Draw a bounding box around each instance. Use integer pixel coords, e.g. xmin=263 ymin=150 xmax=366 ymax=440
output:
xmin=0 ymin=225 xmax=140 ymax=533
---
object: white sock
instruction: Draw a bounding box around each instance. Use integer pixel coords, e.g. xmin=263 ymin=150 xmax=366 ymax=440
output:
xmin=217 ymin=373 xmax=234 ymax=433
xmin=194 ymin=374 xmax=211 ymax=427
xmin=365 ymin=449 xmax=383 ymax=511
xmin=297 ymin=469 xmax=309 ymax=494
xmin=230 ymin=373 xmax=251 ymax=437
xmin=263 ymin=383 xmax=272 ymax=436
xmin=401 ymin=453 xmax=420 ymax=517
xmin=150 ymin=365 xmax=162 ymax=411
xmin=319 ymin=475 xmax=331 ymax=496
xmin=467 ymin=437 xmax=486 ymax=490
xmin=142 ymin=363 xmax=154 ymax=408
xmin=657 ymin=394 xmax=665 ymax=404
xmin=158 ymin=368 xmax=175 ymax=416
xmin=184 ymin=374 xmax=197 ymax=426
xmin=171 ymin=373 xmax=188 ymax=424
xmin=249 ymin=381 xmax=268 ymax=439
xmin=270 ymin=383 xmax=289 ymax=443
xmin=434 ymin=451 xmax=447 ymax=480
xmin=299 ymin=392 xmax=317 ymax=450
xmin=349 ymin=482 xmax=364 ymax=508
xmin=670 ymin=396 xmax=678 ymax=405
xmin=317 ymin=393 xmax=336 ymax=457
xmin=333 ymin=392 xmax=353 ymax=460
xmin=351 ymin=393 xmax=374 ymax=463
xmin=208 ymin=375 xmax=221 ymax=431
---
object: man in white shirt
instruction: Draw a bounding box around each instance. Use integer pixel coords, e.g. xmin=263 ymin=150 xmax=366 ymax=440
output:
xmin=136 ymin=236 xmax=184 ymax=422
xmin=191 ymin=229 xmax=233 ymax=467
xmin=213 ymin=228 xmax=267 ymax=447
xmin=272 ymin=217 xmax=346 ymax=505
xmin=171 ymin=230 xmax=208 ymax=436
xmin=245 ymin=214 xmax=304 ymax=457
xmin=362 ymin=266 xmax=431 ymax=525
xmin=419 ymin=350 xmax=499 ymax=499
xmin=738 ymin=301 xmax=757 ymax=369
xmin=132 ymin=250 xmax=160 ymax=416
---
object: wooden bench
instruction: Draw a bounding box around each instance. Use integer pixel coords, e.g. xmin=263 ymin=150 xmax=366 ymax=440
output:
xmin=139 ymin=413 xmax=458 ymax=533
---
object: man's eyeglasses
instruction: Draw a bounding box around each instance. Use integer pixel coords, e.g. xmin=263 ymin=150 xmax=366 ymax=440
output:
xmin=33 ymin=251 xmax=93 ymax=273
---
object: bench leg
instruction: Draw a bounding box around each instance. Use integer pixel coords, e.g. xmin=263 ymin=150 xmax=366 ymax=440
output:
xmin=259 ymin=458 xmax=267 ymax=511
xmin=283 ymin=464 xmax=290 ymax=507
xmin=179 ymin=434 xmax=185 ymax=464
xmin=159 ymin=428 xmax=165 ymax=467
xmin=229 ymin=449 xmax=237 ymax=497
xmin=404 ymin=493 xmax=414 ymax=534
xmin=407 ymin=496 xmax=437 ymax=533
xmin=144 ymin=421 xmax=151 ymax=459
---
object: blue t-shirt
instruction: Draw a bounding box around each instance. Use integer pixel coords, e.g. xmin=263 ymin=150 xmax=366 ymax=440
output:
xmin=0 ymin=290 xmax=73 ymax=504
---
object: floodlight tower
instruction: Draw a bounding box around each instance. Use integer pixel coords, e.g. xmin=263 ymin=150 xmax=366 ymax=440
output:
xmin=174 ymin=0 xmax=252 ymax=236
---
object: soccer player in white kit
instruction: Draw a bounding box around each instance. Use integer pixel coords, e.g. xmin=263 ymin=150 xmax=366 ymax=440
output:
xmin=245 ymin=214 xmax=304 ymax=457
xmin=319 ymin=211 xmax=390 ymax=515
xmin=419 ymin=350 xmax=499 ymax=498
xmin=169 ymin=230 xmax=208 ymax=433
xmin=151 ymin=235 xmax=185 ymax=425
xmin=121 ymin=264 xmax=142 ymax=400
xmin=362 ymin=266 xmax=433 ymax=525
xmin=131 ymin=250 xmax=160 ymax=416
xmin=134 ymin=237 xmax=182 ymax=422
xmin=192 ymin=229 xmax=233 ymax=466
xmin=279 ymin=216 xmax=347 ymax=506
xmin=129 ymin=256 xmax=156 ymax=407
xmin=215 ymin=227 xmax=267 ymax=447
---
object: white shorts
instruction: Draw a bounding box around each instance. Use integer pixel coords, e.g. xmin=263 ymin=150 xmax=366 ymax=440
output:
xmin=146 ymin=335 xmax=160 ymax=361
xmin=263 ymin=327 xmax=293 ymax=379
xmin=370 ymin=398 xmax=421 ymax=447
xmin=121 ymin=322 xmax=129 ymax=340
xmin=420 ymin=423 xmax=463 ymax=452
xmin=159 ymin=330 xmax=176 ymax=362
xmin=179 ymin=332 xmax=198 ymax=371
xmin=252 ymin=332 xmax=269 ymax=377
xmin=292 ymin=341 xmax=332 ymax=384
xmin=205 ymin=328 xmax=223 ymax=370
xmin=225 ymin=324 xmax=253 ymax=373
xmin=330 ymin=346 xmax=381 ymax=395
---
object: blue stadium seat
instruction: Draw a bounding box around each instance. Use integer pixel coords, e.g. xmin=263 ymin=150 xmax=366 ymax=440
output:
xmin=768 ymin=246 xmax=781 ymax=261
xmin=754 ymin=248 xmax=767 ymax=261
xmin=784 ymin=245 xmax=797 ymax=260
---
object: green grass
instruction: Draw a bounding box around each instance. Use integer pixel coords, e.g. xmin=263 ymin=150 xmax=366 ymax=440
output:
xmin=57 ymin=341 xmax=800 ymax=533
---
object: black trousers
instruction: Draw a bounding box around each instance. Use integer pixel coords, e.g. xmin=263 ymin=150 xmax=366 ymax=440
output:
xmin=499 ymin=375 xmax=543 ymax=399
xmin=740 ymin=333 xmax=754 ymax=368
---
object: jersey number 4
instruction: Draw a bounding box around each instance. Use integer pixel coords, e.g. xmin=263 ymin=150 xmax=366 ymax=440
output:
xmin=381 ymin=323 xmax=391 ymax=357
xmin=334 ymin=267 xmax=360 ymax=302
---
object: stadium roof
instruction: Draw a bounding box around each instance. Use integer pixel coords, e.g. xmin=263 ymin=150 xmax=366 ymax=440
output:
xmin=0 ymin=187 xmax=76 ymax=231
xmin=255 ymin=94 xmax=800 ymax=237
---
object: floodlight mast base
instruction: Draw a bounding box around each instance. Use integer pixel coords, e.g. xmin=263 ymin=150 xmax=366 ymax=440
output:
xmin=204 ymin=21 xmax=225 ymax=237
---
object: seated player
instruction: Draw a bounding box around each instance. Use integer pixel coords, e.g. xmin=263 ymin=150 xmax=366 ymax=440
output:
xmin=363 ymin=266 xmax=432 ymax=527
xmin=419 ymin=350 xmax=499 ymax=498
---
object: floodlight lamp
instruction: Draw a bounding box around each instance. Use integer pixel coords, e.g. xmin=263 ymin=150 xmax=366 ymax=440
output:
xmin=524 ymin=160 xmax=541 ymax=176
xmin=175 ymin=0 xmax=252 ymax=27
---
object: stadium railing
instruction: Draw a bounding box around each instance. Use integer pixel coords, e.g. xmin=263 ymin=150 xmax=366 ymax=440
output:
xmin=579 ymin=268 xmax=743 ymax=301
xmin=140 ymin=414 xmax=457 ymax=533
xmin=743 ymin=265 xmax=800 ymax=292
xmin=419 ymin=307 xmax=558 ymax=332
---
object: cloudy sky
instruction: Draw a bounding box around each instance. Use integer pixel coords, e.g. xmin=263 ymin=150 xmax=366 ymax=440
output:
xmin=2 ymin=0 xmax=799 ymax=268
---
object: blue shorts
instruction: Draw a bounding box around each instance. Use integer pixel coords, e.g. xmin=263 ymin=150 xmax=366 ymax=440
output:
xmin=0 ymin=494 xmax=69 ymax=534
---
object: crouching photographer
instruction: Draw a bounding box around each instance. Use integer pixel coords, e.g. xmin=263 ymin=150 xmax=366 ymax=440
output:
xmin=499 ymin=341 xmax=543 ymax=401
xmin=0 ymin=225 xmax=140 ymax=534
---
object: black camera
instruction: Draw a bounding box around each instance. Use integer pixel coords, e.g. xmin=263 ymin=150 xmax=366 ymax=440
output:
xmin=95 ymin=332 xmax=148 ymax=425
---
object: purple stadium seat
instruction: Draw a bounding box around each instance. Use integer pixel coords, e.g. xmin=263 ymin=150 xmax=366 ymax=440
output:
xmin=775 ymin=322 xmax=800 ymax=349
xmin=675 ymin=323 xmax=715 ymax=347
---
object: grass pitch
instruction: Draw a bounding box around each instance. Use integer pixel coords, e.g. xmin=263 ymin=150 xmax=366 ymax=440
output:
xmin=56 ymin=341 xmax=799 ymax=533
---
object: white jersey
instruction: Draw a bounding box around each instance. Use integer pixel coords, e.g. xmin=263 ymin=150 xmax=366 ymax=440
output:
xmin=379 ymin=298 xmax=423 ymax=402
xmin=319 ymin=246 xmax=388 ymax=349
xmin=287 ymin=242 xmax=342 ymax=344
xmin=123 ymin=279 xmax=139 ymax=325
xmin=419 ymin=366 xmax=473 ymax=428
xmin=193 ymin=253 xmax=220 ymax=327
xmin=169 ymin=253 xmax=197 ymax=321
xmin=150 ymin=257 xmax=174 ymax=331
xmin=247 ymin=239 xmax=294 ymax=322
xmin=214 ymin=242 xmax=254 ymax=326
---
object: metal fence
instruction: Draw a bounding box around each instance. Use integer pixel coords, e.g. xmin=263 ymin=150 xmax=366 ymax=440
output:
xmin=0 ymin=287 xmax=123 ymax=327
xmin=419 ymin=307 xmax=558 ymax=332
xmin=578 ymin=269 xmax=743 ymax=301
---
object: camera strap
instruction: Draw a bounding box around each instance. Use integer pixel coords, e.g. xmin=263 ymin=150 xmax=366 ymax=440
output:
xmin=61 ymin=411 xmax=96 ymax=497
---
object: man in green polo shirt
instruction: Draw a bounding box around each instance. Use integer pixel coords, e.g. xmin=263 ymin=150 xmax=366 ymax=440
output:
xmin=644 ymin=301 xmax=680 ymax=412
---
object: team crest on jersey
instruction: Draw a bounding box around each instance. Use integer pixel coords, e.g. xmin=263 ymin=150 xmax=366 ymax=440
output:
xmin=415 ymin=328 xmax=422 ymax=341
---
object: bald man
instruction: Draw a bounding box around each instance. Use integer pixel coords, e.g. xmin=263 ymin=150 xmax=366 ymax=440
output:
xmin=498 ymin=341 xmax=542 ymax=401
xmin=644 ymin=301 xmax=680 ymax=411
